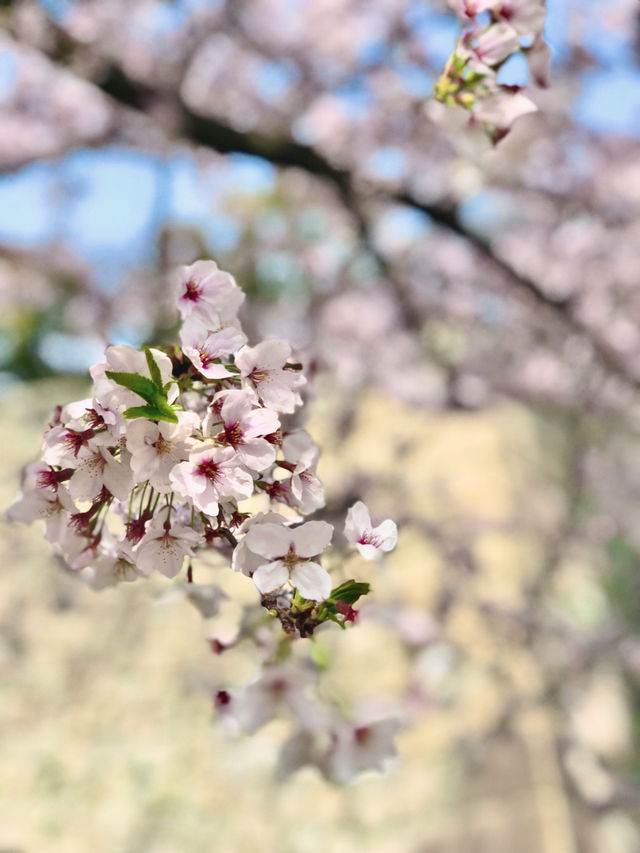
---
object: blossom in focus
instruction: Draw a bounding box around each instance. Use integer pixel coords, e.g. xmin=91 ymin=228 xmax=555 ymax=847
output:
xmin=170 ymin=445 xmax=254 ymax=516
xmin=281 ymin=430 xmax=325 ymax=512
xmin=180 ymin=319 xmax=247 ymax=380
xmin=344 ymin=501 xmax=398 ymax=560
xmin=136 ymin=513 xmax=200 ymax=578
xmin=231 ymin=511 xmax=293 ymax=577
xmin=67 ymin=435 xmax=133 ymax=502
xmin=244 ymin=520 xmax=333 ymax=600
xmin=205 ymin=390 xmax=279 ymax=472
xmin=126 ymin=411 xmax=199 ymax=492
xmin=235 ymin=339 xmax=306 ymax=413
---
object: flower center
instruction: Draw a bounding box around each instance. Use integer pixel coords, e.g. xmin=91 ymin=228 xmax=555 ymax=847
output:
xmin=215 ymin=689 xmax=231 ymax=707
xmin=63 ymin=428 xmax=95 ymax=457
xmin=249 ymin=368 xmax=269 ymax=384
xmin=198 ymin=347 xmax=215 ymax=369
xmin=183 ymin=280 xmax=202 ymax=302
xmin=153 ymin=436 xmax=171 ymax=456
xmin=358 ymin=532 xmax=382 ymax=548
xmin=354 ymin=726 xmax=371 ymax=745
xmin=270 ymin=678 xmax=288 ymax=696
xmin=37 ymin=467 xmax=74 ymax=490
xmin=197 ymin=458 xmax=220 ymax=483
xmin=222 ymin=422 xmax=244 ymax=447
xmin=282 ymin=545 xmax=299 ymax=566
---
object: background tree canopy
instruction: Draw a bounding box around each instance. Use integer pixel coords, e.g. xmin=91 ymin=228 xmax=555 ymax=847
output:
xmin=1 ymin=1 xmax=640 ymax=851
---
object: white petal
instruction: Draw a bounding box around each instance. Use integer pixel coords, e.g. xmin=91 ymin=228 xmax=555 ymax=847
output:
xmin=355 ymin=542 xmax=381 ymax=561
xmin=254 ymin=339 xmax=291 ymax=370
xmin=137 ymin=536 xmax=187 ymax=578
xmin=292 ymin=521 xmax=333 ymax=558
xmin=252 ymin=560 xmax=290 ymax=594
xmin=344 ymin=501 xmax=372 ymax=543
xmin=373 ymin=519 xmax=398 ymax=552
xmin=102 ymin=455 xmax=133 ymax=501
xmin=291 ymin=561 xmax=331 ymax=601
xmin=245 ymin=523 xmax=293 ymax=559
xmin=238 ymin=438 xmax=276 ymax=472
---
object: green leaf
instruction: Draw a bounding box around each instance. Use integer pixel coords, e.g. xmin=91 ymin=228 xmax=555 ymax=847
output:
xmin=105 ymin=370 xmax=160 ymax=404
xmin=329 ymin=579 xmax=371 ymax=605
xmin=144 ymin=347 xmax=164 ymax=389
xmin=106 ymin=365 xmax=179 ymax=424
xmin=123 ymin=405 xmax=178 ymax=424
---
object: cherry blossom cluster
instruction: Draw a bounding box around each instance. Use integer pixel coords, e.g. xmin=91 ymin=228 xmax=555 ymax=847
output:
xmin=7 ymin=259 xmax=402 ymax=780
xmin=435 ymin=0 xmax=549 ymax=142
xmin=7 ymin=260 xmax=398 ymax=637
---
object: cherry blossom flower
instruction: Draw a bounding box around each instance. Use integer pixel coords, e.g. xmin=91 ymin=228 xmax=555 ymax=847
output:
xmin=9 ymin=256 xmax=399 ymax=781
xmin=176 ymin=259 xmax=245 ymax=329
xmin=180 ymin=318 xmax=247 ymax=379
xmin=6 ymin=465 xmax=76 ymax=542
xmin=136 ymin=513 xmax=200 ymax=578
xmin=235 ymin=339 xmax=306 ymax=413
xmin=344 ymin=501 xmax=398 ymax=560
xmin=67 ymin=434 xmax=133 ymax=502
xmin=244 ymin=520 xmax=333 ymax=600
xmin=170 ymin=445 xmax=254 ymax=516
xmin=126 ymin=411 xmax=199 ymax=492
xmin=231 ymin=511 xmax=294 ymax=577
xmin=80 ymin=532 xmax=141 ymax=589
xmin=204 ymin=390 xmax=279 ymax=472
xmin=465 ymin=23 xmax=520 ymax=71
xmin=326 ymin=717 xmax=401 ymax=782
xmin=42 ymin=423 xmax=98 ymax=466
xmin=281 ymin=430 xmax=325 ymax=512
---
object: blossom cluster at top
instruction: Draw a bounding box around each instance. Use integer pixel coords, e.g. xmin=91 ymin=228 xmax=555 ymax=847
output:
xmin=8 ymin=260 xmax=398 ymax=638
xmin=435 ymin=0 xmax=549 ymax=143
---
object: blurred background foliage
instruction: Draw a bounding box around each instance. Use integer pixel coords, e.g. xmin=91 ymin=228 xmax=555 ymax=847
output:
xmin=1 ymin=0 xmax=640 ymax=850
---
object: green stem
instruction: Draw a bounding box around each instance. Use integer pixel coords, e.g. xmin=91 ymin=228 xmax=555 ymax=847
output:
xmin=138 ymin=481 xmax=149 ymax=515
